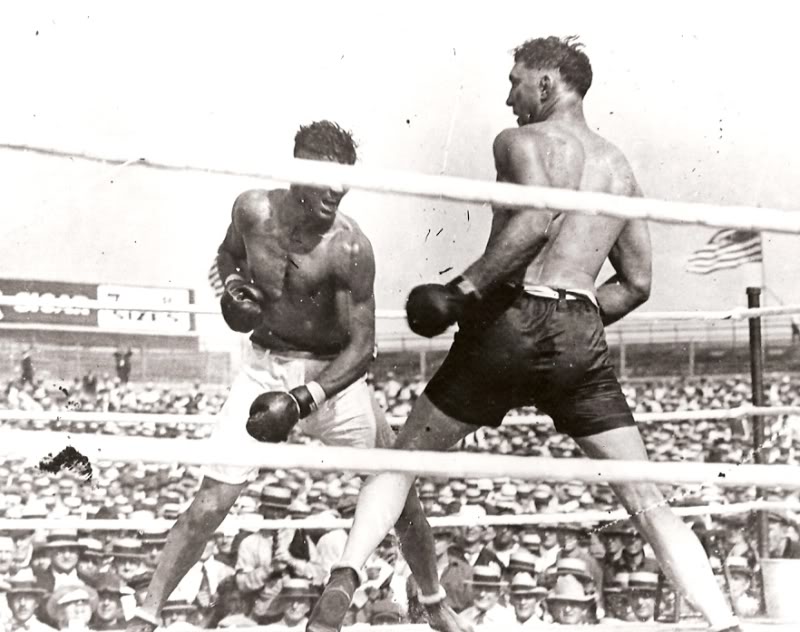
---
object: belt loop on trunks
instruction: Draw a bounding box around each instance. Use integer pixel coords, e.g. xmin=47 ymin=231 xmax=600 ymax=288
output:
xmin=557 ymin=288 xmax=567 ymax=311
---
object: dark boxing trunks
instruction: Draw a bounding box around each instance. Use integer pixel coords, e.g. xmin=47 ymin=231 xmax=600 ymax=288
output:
xmin=424 ymin=287 xmax=635 ymax=438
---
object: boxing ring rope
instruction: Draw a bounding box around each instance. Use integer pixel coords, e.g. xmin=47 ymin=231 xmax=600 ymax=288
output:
xmin=2 ymin=294 xmax=800 ymax=322
xmin=1 ymin=429 xmax=798 ymax=489
xmin=2 ymin=404 xmax=799 ymax=428
xmin=1 ymin=500 xmax=797 ymax=533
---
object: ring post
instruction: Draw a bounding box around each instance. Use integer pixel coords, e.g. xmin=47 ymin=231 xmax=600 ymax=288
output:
xmin=747 ymin=286 xmax=769 ymax=559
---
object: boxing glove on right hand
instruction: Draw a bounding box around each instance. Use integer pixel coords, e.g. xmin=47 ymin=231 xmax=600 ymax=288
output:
xmin=220 ymin=275 xmax=266 ymax=333
xmin=406 ymin=275 xmax=480 ymax=338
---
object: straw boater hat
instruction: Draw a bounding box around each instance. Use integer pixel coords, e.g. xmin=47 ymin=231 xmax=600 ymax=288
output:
xmin=44 ymin=529 xmax=84 ymax=551
xmin=275 ymin=578 xmax=319 ymax=601
xmin=628 ymin=571 xmax=659 ymax=592
xmin=46 ymin=584 xmax=99 ymax=622
xmin=78 ymin=538 xmax=105 ymax=560
xmin=161 ymin=599 xmax=198 ymax=616
xmin=466 ymin=565 xmax=507 ymax=588
xmin=260 ymin=485 xmax=293 ymax=511
xmin=546 ymin=575 xmax=595 ymax=603
xmin=510 ymin=572 xmax=548 ymax=598
xmin=553 ymin=558 xmax=593 ymax=582
xmin=6 ymin=568 xmax=47 ymax=597
xmin=724 ymin=556 xmax=753 ymax=576
xmin=508 ymin=550 xmax=539 ymax=576
xmin=138 ymin=528 xmax=169 ymax=547
xmin=110 ymin=538 xmax=148 ymax=560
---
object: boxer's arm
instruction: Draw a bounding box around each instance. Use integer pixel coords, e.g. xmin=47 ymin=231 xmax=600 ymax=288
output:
xmin=461 ymin=132 xmax=558 ymax=293
xmin=217 ymin=191 xmax=260 ymax=283
xmin=596 ymin=218 xmax=652 ymax=326
xmin=313 ymin=232 xmax=377 ymax=398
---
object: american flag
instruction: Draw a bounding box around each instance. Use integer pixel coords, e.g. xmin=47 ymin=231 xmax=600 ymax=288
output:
xmin=208 ymin=258 xmax=224 ymax=299
xmin=686 ymin=229 xmax=763 ymax=275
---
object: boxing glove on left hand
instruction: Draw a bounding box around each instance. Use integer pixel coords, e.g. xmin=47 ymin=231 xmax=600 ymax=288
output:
xmin=246 ymin=384 xmax=324 ymax=443
xmin=406 ymin=275 xmax=480 ymax=338
xmin=220 ymin=275 xmax=266 ymax=333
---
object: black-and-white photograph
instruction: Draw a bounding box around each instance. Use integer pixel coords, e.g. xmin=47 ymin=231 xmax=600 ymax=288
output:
xmin=0 ymin=2 xmax=798 ymax=631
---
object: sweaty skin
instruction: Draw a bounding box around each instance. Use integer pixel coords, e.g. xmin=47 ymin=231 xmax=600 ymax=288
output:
xmin=466 ymin=120 xmax=651 ymax=319
xmin=217 ymin=187 xmax=376 ymax=396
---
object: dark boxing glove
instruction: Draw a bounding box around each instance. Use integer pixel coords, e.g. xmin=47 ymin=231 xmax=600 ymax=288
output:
xmin=246 ymin=381 xmax=327 ymax=443
xmin=406 ymin=275 xmax=481 ymax=338
xmin=220 ymin=274 xmax=266 ymax=333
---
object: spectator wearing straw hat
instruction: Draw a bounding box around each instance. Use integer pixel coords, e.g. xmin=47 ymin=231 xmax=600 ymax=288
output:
xmin=109 ymin=539 xmax=148 ymax=586
xmin=614 ymin=526 xmax=659 ymax=574
xmin=76 ymin=538 xmax=105 ymax=588
xmin=724 ymin=557 xmax=760 ymax=618
xmin=34 ymin=530 xmax=85 ymax=594
xmin=235 ymin=485 xmax=297 ymax=592
xmin=601 ymin=574 xmax=634 ymax=622
xmin=137 ymin=529 xmax=168 ymax=571
xmin=47 ymin=585 xmax=99 ymax=631
xmin=160 ymin=599 xmax=198 ymax=629
xmin=460 ymin=565 xmax=515 ymax=626
xmin=0 ymin=536 xmax=16 ymax=584
xmin=626 ymin=571 xmax=659 ymax=622
xmin=552 ymin=524 xmax=604 ymax=603
xmin=545 ymin=575 xmax=595 ymax=625
xmin=536 ymin=524 xmax=561 ymax=571
xmin=507 ymin=549 xmax=539 ymax=584
xmin=91 ymin=573 xmax=134 ymax=630
xmin=455 ymin=504 xmax=488 ymax=566
xmin=253 ymin=578 xmax=317 ymax=630
xmin=510 ymin=572 xmax=548 ymax=626
xmin=5 ymin=568 xmax=54 ymax=632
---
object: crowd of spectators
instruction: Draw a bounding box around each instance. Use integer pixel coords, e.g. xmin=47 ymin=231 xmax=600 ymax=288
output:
xmin=0 ymin=369 xmax=799 ymax=629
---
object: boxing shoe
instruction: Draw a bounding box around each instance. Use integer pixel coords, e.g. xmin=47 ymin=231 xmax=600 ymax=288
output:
xmin=306 ymin=566 xmax=360 ymax=632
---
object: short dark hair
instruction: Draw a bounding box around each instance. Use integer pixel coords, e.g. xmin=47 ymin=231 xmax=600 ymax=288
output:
xmin=294 ymin=120 xmax=357 ymax=164
xmin=513 ymin=36 xmax=592 ymax=97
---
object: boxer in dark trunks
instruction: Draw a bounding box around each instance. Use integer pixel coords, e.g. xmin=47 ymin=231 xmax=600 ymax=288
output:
xmin=309 ymin=38 xmax=741 ymax=632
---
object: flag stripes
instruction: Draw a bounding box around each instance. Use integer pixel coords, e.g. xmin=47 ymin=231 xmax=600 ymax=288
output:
xmin=686 ymin=229 xmax=763 ymax=275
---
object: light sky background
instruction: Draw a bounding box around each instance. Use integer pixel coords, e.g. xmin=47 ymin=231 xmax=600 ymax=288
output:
xmin=1 ymin=1 xmax=799 ymax=338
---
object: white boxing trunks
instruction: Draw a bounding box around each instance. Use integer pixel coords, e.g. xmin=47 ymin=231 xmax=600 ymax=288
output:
xmin=202 ymin=343 xmax=378 ymax=485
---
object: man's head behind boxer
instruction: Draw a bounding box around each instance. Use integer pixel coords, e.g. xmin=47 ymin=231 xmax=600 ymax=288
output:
xmin=507 ymin=36 xmax=593 ymax=126
xmin=292 ymin=120 xmax=357 ymax=224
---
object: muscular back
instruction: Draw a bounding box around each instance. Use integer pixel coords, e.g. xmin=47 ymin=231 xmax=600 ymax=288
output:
xmin=492 ymin=122 xmax=642 ymax=293
xmin=223 ymin=189 xmax=375 ymax=354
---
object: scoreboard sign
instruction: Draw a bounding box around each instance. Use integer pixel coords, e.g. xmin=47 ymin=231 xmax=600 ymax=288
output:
xmin=96 ymin=284 xmax=193 ymax=333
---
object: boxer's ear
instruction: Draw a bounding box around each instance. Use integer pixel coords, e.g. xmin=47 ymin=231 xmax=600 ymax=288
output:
xmin=539 ymin=75 xmax=552 ymax=101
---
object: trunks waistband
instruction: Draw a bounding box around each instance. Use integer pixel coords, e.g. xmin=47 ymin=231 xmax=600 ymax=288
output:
xmin=523 ymin=284 xmax=599 ymax=308
xmin=249 ymin=336 xmax=340 ymax=362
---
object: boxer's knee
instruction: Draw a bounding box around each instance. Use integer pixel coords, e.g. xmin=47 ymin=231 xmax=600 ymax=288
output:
xmin=181 ymin=478 xmax=243 ymax=534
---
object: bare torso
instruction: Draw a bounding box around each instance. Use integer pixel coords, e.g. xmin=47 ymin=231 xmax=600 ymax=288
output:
xmin=234 ymin=189 xmax=369 ymax=354
xmin=492 ymin=120 xmax=640 ymax=293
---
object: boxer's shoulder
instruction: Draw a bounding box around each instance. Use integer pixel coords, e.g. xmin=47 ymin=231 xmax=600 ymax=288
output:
xmin=494 ymin=124 xmax=584 ymax=175
xmin=326 ymin=213 xmax=372 ymax=257
xmin=232 ymin=188 xmax=284 ymax=227
xmin=325 ymin=215 xmax=375 ymax=290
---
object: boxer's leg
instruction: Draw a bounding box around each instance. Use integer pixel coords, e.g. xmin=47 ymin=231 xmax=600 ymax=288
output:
xmin=576 ymin=426 xmax=740 ymax=632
